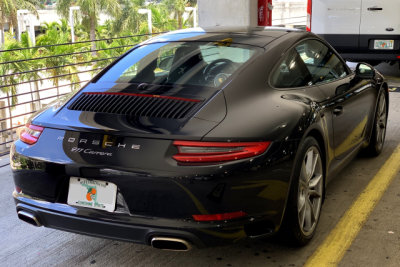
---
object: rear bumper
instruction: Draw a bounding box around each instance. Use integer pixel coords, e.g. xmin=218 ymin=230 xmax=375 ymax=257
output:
xmin=10 ymin=135 xmax=295 ymax=248
xmin=13 ymin=190 xmax=277 ymax=248
xmin=14 ymin=193 xmax=206 ymax=247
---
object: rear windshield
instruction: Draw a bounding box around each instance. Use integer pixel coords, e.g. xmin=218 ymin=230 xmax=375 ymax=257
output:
xmin=97 ymin=42 xmax=260 ymax=88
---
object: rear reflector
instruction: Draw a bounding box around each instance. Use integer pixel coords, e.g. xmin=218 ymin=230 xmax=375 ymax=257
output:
xmin=20 ymin=124 xmax=44 ymax=145
xmin=173 ymin=141 xmax=271 ymax=163
xmin=306 ymin=0 xmax=312 ymax=32
xmin=192 ymin=211 xmax=247 ymax=221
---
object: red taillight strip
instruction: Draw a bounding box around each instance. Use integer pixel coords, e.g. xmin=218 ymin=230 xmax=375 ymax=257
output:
xmin=192 ymin=211 xmax=247 ymax=222
xmin=84 ymin=92 xmax=201 ymax=103
xmin=28 ymin=124 xmax=44 ymax=131
xmin=20 ymin=124 xmax=44 ymax=145
xmin=173 ymin=141 xmax=271 ymax=163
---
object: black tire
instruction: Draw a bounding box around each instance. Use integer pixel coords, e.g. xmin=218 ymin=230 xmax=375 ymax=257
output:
xmin=362 ymin=90 xmax=387 ymax=157
xmin=285 ymin=137 xmax=324 ymax=246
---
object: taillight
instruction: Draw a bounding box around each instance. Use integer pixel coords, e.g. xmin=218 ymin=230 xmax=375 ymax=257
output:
xmin=192 ymin=211 xmax=247 ymax=222
xmin=20 ymin=124 xmax=44 ymax=145
xmin=306 ymin=0 xmax=312 ymax=32
xmin=172 ymin=141 xmax=271 ymax=164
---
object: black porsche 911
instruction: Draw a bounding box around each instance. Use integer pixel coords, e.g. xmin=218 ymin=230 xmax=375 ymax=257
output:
xmin=11 ymin=27 xmax=388 ymax=250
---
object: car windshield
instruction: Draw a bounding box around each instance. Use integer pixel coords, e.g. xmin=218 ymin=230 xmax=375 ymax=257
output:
xmin=97 ymin=41 xmax=260 ymax=88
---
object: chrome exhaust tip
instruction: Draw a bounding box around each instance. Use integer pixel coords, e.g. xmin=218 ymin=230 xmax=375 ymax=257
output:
xmin=151 ymin=237 xmax=192 ymax=251
xmin=17 ymin=210 xmax=42 ymax=227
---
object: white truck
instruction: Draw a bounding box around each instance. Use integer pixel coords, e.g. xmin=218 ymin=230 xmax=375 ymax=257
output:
xmin=307 ymin=0 xmax=400 ymax=65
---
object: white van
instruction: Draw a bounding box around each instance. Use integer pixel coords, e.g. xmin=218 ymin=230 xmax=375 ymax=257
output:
xmin=307 ymin=0 xmax=400 ymax=65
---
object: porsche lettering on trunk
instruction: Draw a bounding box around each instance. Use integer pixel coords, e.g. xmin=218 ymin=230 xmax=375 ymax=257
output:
xmin=57 ymin=136 xmax=141 ymax=150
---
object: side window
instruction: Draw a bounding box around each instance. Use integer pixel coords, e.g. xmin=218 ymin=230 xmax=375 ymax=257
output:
xmin=295 ymin=40 xmax=348 ymax=85
xmin=271 ymin=40 xmax=349 ymax=88
xmin=271 ymin=49 xmax=313 ymax=88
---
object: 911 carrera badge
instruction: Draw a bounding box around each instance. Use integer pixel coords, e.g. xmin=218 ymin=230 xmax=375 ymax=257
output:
xmin=70 ymin=147 xmax=113 ymax=157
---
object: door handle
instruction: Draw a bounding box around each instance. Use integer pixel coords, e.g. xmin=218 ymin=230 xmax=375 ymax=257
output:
xmin=368 ymin=7 xmax=383 ymax=11
xmin=333 ymin=106 xmax=343 ymax=116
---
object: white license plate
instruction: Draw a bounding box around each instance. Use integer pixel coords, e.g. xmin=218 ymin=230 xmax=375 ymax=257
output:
xmin=374 ymin=40 xmax=394 ymax=50
xmin=67 ymin=177 xmax=117 ymax=212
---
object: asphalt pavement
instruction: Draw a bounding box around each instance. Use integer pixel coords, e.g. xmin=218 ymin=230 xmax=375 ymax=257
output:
xmin=1 ymin=63 xmax=400 ymax=266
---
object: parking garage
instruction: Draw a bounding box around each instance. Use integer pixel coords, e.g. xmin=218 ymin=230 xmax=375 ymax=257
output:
xmin=1 ymin=0 xmax=400 ymax=266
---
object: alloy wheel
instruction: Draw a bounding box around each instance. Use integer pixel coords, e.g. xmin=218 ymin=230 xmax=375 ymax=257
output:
xmin=375 ymin=94 xmax=387 ymax=150
xmin=297 ymin=146 xmax=323 ymax=236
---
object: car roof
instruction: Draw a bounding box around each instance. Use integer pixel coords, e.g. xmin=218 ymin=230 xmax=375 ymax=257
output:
xmin=143 ymin=27 xmax=305 ymax=48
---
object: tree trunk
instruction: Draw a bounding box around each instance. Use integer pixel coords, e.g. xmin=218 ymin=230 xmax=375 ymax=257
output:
xmin=90 ymin=16 xmax=96 ymax=56
xmin=178 ymin=13 xmax=183 ymax=29
xmin=15 ymin=21 xmax=20 ymax=42
xmin=30 ymin=81 xmax=41 ymax=111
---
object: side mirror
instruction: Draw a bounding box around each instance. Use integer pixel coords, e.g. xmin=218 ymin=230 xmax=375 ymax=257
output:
xmin=355 ymin=63 xmax=375 ymax=79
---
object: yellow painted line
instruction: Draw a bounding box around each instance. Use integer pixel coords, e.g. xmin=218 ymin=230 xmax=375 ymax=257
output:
xmin=305 ymin=145 xmax=400 ymax=267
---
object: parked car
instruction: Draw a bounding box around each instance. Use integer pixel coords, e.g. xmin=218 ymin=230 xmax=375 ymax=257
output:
xmin=307 ymin=0 xmax=400 ymax=66
xmin=11 ymin=27 xmax=388 ymax=250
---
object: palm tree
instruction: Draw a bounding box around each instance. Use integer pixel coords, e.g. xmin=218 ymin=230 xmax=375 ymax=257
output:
xmin=0 ymin=0 xmax=41 ymax=46
xmin=12 ymin=32 xmax=44 ymax=110
xmin=161 ymin=0 xmax=188 ymax=29
xmin=36 ymin=20 xmax=82 ymax=96
xmin=149 ymin=3 xmax=178 ymax=32
xmin=56 ymin=0 xmax=121 ymax=54
xmin=112 ymin=0 xmax=146 ymax=35
xmin=0 ymin=31 xmax=41 ymax=143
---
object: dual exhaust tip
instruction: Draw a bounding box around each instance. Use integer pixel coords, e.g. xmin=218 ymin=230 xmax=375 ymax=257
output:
xmin=17 ymin=210 xmax=42 ymax=227
xmin=17 ymin=210 xmax=192 ymax=251
xmin=151 ymin=237 xmax=192 ymax=251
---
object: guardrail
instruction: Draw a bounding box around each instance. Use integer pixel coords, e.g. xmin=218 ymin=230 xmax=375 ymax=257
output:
xmin=0 ymin=33 xmax=157 ymax=155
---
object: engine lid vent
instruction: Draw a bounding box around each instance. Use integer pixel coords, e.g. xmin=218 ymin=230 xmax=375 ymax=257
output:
xmin=68 ymin=92 xmax=202 ymax=119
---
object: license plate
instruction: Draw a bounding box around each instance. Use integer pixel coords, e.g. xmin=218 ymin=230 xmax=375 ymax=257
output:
xmin=67 ymin=177 xmax=117 ymax=212
xmin=374 ymin=40 xmax=394 ymax=50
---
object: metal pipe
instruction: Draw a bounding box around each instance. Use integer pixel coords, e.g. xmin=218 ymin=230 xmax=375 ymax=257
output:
xmin=0 ymin=44 xmax=134 ymax=66
xmin=0 ymin=33 xmax=160 ymax=54
xmin=150 ymin=237 xmax=192 ymax=251
xmin=17 ymin=210 xmax=42 ymax=227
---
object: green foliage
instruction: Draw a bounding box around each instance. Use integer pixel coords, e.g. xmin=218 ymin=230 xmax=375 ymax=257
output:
xmin=57 ymin=0 xmax=122 ymax=52
xmin=0 ymin=32 xmax=40 ymax=104
xmin=36 ymin=20 xmax=85 ymax=90
xmin=0 ymin=0 xmax=42 ymax=37
xmin=0 ymin=0 xmax=198 ymax=99
xmin=149 ymin=3 xmax=178 ymax=32
xmin=161 ymin=0 xmax=188 ymax=29
xmin=112 ymin=0 xmax=146 ymax=35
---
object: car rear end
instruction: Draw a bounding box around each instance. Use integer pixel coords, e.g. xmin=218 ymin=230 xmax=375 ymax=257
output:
xmin=11 ymin=33 xmax=295 ymax=249
xmin=308 ymin=0 xmax=400 ymax=64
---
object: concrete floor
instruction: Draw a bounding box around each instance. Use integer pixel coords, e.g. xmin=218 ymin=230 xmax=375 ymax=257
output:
xmin=1 ymin=63 xmax=400 ymax=266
